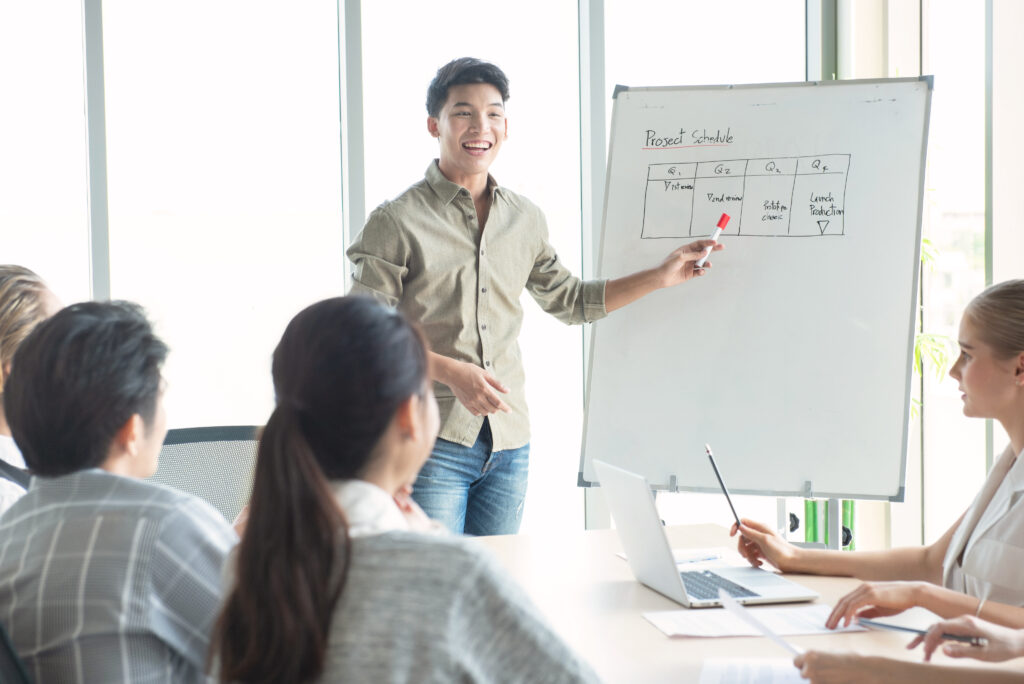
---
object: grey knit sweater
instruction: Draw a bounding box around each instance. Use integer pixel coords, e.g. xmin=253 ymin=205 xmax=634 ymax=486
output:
xmin=317 ymin=531 xmax=600 ymax=683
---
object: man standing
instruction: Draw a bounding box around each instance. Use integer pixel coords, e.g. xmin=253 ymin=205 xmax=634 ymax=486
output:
xmin=348 ymin=58 xmax=720 ymax=535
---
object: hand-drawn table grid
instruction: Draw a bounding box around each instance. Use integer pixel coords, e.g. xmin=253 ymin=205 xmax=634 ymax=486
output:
xmin=640 ymin=154 xmax=851 ymax=239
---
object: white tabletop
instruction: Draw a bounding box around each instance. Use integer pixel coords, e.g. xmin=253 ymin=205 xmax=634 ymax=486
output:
xmin=473 ymin=524 xmax=1010 ymax=682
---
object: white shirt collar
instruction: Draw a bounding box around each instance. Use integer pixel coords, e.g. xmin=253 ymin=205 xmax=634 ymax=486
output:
xmin=1005 ymin=445 xmax=1024 ymax=491
xmin=0 ymin=435 xmax=25 ymax=469
xmin=331 ymin=479 xmax=410 ymax=537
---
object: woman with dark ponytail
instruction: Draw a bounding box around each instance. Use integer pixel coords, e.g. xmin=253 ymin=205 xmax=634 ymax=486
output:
xmin=212 ymin=296 xmax=597 ymax=683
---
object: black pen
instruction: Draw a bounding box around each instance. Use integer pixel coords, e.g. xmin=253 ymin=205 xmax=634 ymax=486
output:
xmin=858 ymin=618 xmax=989 ymax=647
xmin=705 ymin=444 xmax=742 ymax=530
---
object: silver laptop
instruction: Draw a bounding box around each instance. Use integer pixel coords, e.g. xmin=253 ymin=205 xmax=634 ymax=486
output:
xmin=593 ymin=460 xmax=819 ymax=608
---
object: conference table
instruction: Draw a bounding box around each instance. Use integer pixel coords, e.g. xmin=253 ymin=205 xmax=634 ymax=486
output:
xmin=473 ymin=524 xmax=1020 ymax=682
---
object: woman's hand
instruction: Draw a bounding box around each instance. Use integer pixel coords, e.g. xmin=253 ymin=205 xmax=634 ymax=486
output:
xmin=729 ymin=517 xmax=801 ymax=572
xmin=909 ymin=615 xmax=1024 ymax=663
xmin=232 ymin=504 xmax=250 ymax=538
xmin=793 ymin=651 xmax=885 ymax=684
xmin=393 ymin=484 xmax=441 ymax=533
xmin=826 ymin=581 xmax=927 ymax=629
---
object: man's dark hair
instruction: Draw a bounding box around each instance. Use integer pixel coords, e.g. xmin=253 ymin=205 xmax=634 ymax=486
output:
xmin=426 ymin=57 xmax=510 ymax=117
xmin=4 ymin=300 xmax=168 ymax=477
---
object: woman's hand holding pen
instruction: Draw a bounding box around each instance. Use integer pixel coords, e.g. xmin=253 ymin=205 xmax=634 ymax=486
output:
xmin=729 ymin=518 xmax=801 ymax=573
xmin=393 ymin=484 xmax=442 ymax=533
xmin=825 ymin=581 xmax=926 ymax=629
xmin=909 ymin=616 xmax=1024 ymax=662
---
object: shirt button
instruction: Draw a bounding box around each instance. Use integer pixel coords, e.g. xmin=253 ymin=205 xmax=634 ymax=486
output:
xmin=481 ymin=287 xmax=487 ymax=293
xmin=485 ymin=361 xmax=491 ymax=367
xmin=481 ymin=324 xmax=487 ymax=330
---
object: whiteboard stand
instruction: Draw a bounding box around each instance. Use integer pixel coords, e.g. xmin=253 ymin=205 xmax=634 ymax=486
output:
xmin=584 ymin=488 xmax=611 ymax=530
xmin=788 ymin=497 xmax=841 ymax=550
xmin=827 ymin=498 xmax=841 ymax=550
xmin=776 ymin=498 xmax=787 ymax=540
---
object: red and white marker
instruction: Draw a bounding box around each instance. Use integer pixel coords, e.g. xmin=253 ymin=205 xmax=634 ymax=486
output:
xmin=695 ymin=212 xmax=729 ymax=269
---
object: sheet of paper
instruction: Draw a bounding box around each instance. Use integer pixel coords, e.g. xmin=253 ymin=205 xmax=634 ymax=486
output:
xmin=643 ymin=602 xmax=865 ymax=640
xmin=699 ymin=658 xmax=803 ymax=684
xmin=719 ymin=591 xmax=805 ymax=655
xmin=616 ymin=546 xmax=727 ymax=564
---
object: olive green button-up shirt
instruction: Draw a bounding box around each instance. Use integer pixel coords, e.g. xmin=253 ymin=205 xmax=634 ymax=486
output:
xmin=347 ymin=161 xmax=608 ymax=450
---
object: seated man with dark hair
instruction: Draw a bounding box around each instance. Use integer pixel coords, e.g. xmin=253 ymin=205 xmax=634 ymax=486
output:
xmin=0 ymin=301 xmax=235 ymax=683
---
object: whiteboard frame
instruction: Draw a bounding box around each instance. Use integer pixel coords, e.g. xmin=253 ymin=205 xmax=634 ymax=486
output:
xmin=578 ymin=76 xmax=933 ymax=502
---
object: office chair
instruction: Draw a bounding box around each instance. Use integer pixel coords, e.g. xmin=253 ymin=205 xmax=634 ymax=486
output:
xmin=148 ymin=426 xmax=260 ymax=523
xmin=0 ymin=620 xmax=32 ymax=684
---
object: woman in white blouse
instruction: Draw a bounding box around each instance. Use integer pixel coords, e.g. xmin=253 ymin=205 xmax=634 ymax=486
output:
xmin=210 ymin=296 xmax=597 ymax=683
xmin=732 ymin=280 xmax=1024 ymax=631
xmin=0 ymin=265 xmax=60 ymax=514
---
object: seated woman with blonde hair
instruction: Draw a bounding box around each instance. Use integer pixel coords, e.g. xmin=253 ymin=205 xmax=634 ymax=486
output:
xmin=0 ymin=264 xmax=60 ymax=513
xmin=212 ymin=296 xmax=597 ymax=683
xmin=728 ymin=280 xmax=1024 ymax=682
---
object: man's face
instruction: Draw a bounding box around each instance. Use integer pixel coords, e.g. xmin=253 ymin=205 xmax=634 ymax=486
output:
xmin=428 ymin=82 xmax=507 ymax=182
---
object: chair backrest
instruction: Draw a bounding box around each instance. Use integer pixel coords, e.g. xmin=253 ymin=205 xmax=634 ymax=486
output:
xmin=148 ymin=426 xmax=260 ymax=523
xmin=0 ymin=620 xmax=33 ymax=684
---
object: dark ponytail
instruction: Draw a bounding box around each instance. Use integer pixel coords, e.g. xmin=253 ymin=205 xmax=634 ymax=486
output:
xmin=212 ymin=296 xmax=428 ymax=683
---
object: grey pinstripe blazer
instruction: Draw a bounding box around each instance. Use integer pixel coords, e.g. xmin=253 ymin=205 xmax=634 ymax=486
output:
xmin=0 ymin=468 xmax=235 ymax=683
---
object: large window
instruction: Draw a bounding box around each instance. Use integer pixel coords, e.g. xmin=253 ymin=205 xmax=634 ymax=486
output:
xmin=100 ymin=1 xmax=345 ymax=428
xmin=14 ymin=2 xmax=1012 ymax=549
xmin=918 ymin=2 xmax=991 ymax=541
xmin=605 ymin=0 xmax=807 ymax=96
xmin=835 ymin=3 xmax=1011 ymax=549
xmin=0 ymin=1 xmax=91 ymax=304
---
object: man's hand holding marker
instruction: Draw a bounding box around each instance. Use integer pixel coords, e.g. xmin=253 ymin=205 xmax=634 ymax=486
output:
xmin=695 ymin=213 xmax=730 ymax=271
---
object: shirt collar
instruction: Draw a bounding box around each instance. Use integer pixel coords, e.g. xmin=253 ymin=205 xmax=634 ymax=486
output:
xmin=330 ymin=479 xmax=409 ymax=537
xmin=1006 ymin=445 xmax=1024 ymax=492
xmin=424 ymin=159 xmax=501 ymax=205
xmin=0 ymin=435 xmax=25 ymax=469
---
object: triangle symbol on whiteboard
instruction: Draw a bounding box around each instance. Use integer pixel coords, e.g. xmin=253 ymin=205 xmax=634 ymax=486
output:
xmin=817 ymin=220 xmax=830 ymax=234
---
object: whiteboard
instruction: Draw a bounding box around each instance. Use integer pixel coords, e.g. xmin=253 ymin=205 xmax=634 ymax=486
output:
xmin=580 ymin=78 xmax=931 ymax=501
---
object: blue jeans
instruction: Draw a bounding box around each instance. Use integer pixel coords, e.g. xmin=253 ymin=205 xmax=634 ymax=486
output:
xmin=412 ymin=419 xmax=529 ymax=536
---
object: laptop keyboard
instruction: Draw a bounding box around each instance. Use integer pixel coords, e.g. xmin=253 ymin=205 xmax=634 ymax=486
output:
xmin=680 ymin=570 xmax=760 ymax=601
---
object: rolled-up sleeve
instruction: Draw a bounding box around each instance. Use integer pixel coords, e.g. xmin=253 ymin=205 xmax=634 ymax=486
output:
xmin=525 ymin=215 xmax=607 ymax=325
xmin=346 ymin=206 xmax=410 ymax=307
